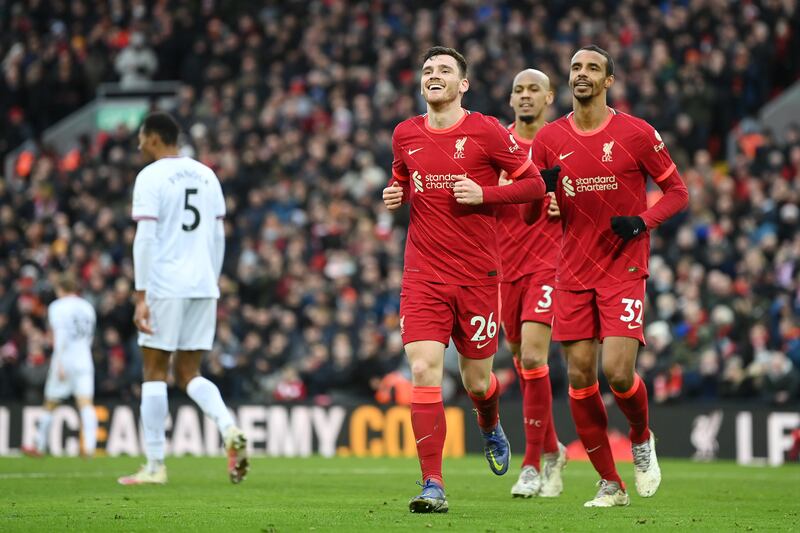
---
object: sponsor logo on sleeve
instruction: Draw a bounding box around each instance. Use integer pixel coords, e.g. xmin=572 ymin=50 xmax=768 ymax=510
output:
xmin=507 ymin=133 xmax=520 ymax=153
xmin=653 ymin=129 xmax=666 ymax=152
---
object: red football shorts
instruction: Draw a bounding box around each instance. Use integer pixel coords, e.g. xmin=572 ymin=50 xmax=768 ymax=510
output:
xmin=500 ymin=272 xmax=555 ymax=344
xmin=400 ymin=279 xmax=499 ymax=359
xmin=553 ymin=278 xmax=646 ymax=344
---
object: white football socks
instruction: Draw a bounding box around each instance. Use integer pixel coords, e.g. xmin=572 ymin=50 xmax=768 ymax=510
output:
xmin=141 ymin=381 xmax=167 ymax=471
xmin=186 ymin=376 xmax=234 ymax=437
xmin=80 ymin=405 xmax=97 ymax=456
xmin=35 ymin=411 xmax=53 ymax=453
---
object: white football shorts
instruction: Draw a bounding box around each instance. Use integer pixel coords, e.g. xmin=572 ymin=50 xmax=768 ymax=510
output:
xmin=44 ymin=368 xmax=94 ymax=400
xmin=138 ymin=298 xmax=217 ymax=352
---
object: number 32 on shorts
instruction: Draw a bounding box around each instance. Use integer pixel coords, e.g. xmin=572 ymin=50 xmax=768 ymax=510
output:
xmin=471 ymin=312 xmax=497 ymax=345
xmin=620 ymin=298 xmax=643 ymax=329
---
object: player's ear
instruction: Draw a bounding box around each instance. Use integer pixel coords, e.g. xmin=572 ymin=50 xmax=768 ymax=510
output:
xmin=545 ymin=91 xmax=554 ymax=106
xmin=604 ymin=75 xmax=615 ymax=90
xmin=459 ymin=77 xmax=469 ymax=95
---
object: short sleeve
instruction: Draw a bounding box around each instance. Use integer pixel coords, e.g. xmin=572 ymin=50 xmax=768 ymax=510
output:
xmin=484 ymin=116 xmax=533 ymax=179
xmin=131 ymin=170 xmax=159 ymax=220
xmin=635 ymin=121 xmax=677 ymax=183
xmin=391 ymin=128 xmax=410 ymax=183
xmin=213 ymin=173 xmax=226 ymax=219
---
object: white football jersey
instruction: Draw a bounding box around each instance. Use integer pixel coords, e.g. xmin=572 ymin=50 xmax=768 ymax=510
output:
xmin=131 ymin=156 xmax=225 ymax=298
xmin=49 ymin=295 xmax=96 ymax=373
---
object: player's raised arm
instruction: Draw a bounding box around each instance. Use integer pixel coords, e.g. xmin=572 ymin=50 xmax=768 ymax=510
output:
xmin=522 ymin=135 xmax=559 ymax=223
xmin=480 ymin=117 xmax=546 ymax=204
xmin=610 ymin=124 xmax=689 ymax=242
xmin=384 ymin=130 xmax=410 ymax=209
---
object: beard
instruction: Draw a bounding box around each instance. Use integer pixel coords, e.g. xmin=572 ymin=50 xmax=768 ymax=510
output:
xmin=572 ymin=82 xmax=601 ymax=102
xmin=518 ymin=114 xmax=536 ymax=124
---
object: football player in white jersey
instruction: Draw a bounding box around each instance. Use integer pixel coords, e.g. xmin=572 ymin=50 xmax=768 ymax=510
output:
xmin=23 ymin=274 xmax=98 ymax=458
xmin=118 ymin=112 xmax=248 ymax=485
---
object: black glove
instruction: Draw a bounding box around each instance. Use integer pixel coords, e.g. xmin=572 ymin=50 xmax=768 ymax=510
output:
xmin=540 ymin=165 xmax=560 ymax=193
xmin=610 ymin=216 xmax=647 ymax=241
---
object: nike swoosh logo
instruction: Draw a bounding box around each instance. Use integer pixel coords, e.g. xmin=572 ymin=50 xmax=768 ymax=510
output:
xmin=408 ymin=148 xmax=424 ymax=155
xmin=534 ymin=307 xmax=549 ymax=313
xmin=476 ymin=340 xmax=492 ymax=349
xmin=559 ymin=151 xmax=574 ymax=160
xmin=586 ymin=445 xmax=602 ymax=453
xmin=416 ymin=434 xmax=432 ymax=444
xmin=488 ymin=450 xmax=504 ymax=471
xmin=627 ymin=323 xmax=641 ymax=330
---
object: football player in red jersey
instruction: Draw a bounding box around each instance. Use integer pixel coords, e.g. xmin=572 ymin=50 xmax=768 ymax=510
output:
xmin=382 ymin=46 xmax=549 ymax=513
xmin=530 ymin=45 xmax=689 ymax=507
xmin=496 ymin=69 xmax=567 ymax=499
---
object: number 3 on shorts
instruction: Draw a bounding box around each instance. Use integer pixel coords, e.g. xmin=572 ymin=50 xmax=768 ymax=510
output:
xmin=470 ymin=312 xmax=497 ymax=342
xmin=620 ymin=298 xmax=643 ymax=325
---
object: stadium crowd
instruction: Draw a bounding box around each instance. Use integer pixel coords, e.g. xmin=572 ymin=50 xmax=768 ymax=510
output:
xmin=1 ymin=0 xmax=799 ymax=406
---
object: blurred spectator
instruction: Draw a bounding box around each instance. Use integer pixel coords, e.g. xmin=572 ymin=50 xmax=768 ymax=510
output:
xmin=114 ymin=32 xmax=158 ymax=88
xmin=760 ymin=351 xmax=800 ymax=405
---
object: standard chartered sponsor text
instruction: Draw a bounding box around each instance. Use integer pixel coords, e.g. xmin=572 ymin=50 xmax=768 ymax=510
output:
xmin=425 ymin=173 xmax=467 ymax=189
xmin=575 ymin=175 xmax=618 ymax=192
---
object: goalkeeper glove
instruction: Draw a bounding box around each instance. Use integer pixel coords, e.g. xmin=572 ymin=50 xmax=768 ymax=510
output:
xmin=610 ymin=216 xmax=647 ymax=241
xmin=540 ymin=165 xmax=560 ymax=193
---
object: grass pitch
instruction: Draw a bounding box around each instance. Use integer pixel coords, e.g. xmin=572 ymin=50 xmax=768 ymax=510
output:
xmin=1 ymin=455 xmax=797 ymax=532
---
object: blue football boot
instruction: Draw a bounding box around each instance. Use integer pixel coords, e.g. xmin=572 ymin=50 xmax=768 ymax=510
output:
xmin=408 ymin=479 xmax=449 ymax=513
xmin=481 ymin=421 xmax=511 ymax=475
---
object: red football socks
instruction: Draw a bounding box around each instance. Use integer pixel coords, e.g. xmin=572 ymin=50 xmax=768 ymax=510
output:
xmin=521 ymin=365 xmax=552 ymax=470
xmin=611 ymin=374 xmax=651 ymax=444
xmin=468 ymin=372 xmax=500 ymax=432
xmin=569 ymin=382 xmax=623 ymax=487
xmin=411 ymin=386 xmax=447 ymax=487
xmin=543 ymin=414 xmax=558 ymax=455
xmin=513 ymin=357 xmax=526 ymax=395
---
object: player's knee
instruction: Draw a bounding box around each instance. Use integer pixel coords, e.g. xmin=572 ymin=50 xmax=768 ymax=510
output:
xmin=409 ymin=360 xmax=437 ymax=385
xmin=604 ymin=368 xmax=634 ymax=392
xmin=462 ymin=374 xmax=489 ymax=396
xmin=566 ymin=365 xmax=595 ymax=389
xmin=519 ymin=344 xmax=547 ymax=370
xmin=175 ymin=371 xmax=198 ymax=391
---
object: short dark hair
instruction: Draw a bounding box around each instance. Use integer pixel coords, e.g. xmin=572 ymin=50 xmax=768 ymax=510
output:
xmin=141 ymin=111 xmax=180 ymax=146
xmin=422 ymin=46 xmax=468 ymax=78
xmin=577 ymin=45 xmax=614 ymax=76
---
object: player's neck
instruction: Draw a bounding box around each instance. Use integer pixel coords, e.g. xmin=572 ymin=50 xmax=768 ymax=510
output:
xmin=426 ymin=103 xmax=465 ymax=130
xmin=513 ymin=116 xmax=545 ymax=141
xmin=572 ymin=98 xmax=610 ymax=132
xmin=153 ymin=147 xmax=180 ymax=160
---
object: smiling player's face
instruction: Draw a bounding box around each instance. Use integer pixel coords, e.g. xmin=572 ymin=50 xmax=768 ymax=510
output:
xmin=420 ymin=55 xmax=467 ymax=105
xmin=569 ymin=50 xmax=613 ymax=102
xmin=509 ymin=71 xmax=552 ymax=122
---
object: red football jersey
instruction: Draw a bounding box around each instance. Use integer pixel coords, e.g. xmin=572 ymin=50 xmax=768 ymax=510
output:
xmin=531 ymin=108 xmax=678 ymax=290
xmin=392 ymin=110 xmax=536 ymax=285
xmin=496 ymin=124 xmax=561 ymax=282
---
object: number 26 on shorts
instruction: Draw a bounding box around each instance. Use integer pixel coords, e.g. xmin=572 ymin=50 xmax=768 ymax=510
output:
xmin=470 ymin=312 xmax=497 ymax=342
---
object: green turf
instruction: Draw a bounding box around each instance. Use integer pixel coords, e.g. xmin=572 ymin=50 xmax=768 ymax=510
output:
xmin=0 ymin=456 xmax=798 ymax=532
